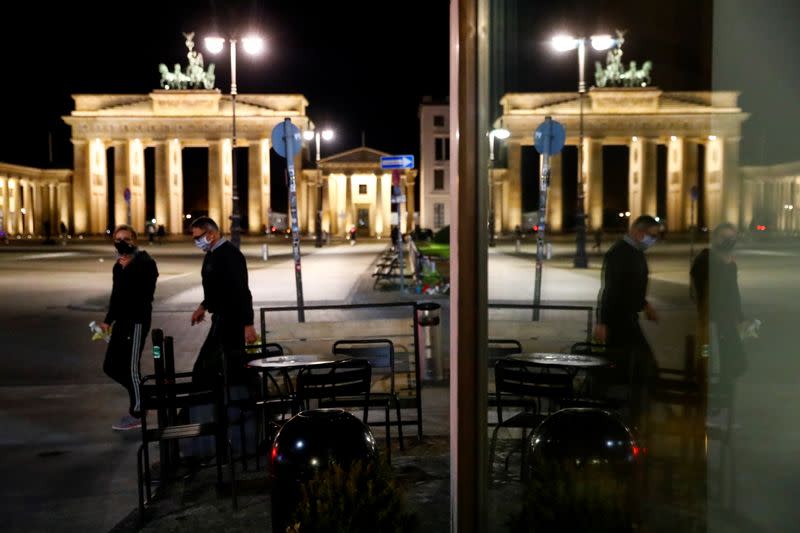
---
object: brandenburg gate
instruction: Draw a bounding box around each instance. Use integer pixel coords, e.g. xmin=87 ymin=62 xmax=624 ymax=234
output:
xmin=494 ymin=88 xmax=749 ymax=232
xmin=63 ymin=90 xmax=310 ymax=235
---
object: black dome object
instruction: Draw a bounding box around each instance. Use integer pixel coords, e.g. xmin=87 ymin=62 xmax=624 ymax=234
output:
xmin=270 ymin=408 xmax=378 ymax=481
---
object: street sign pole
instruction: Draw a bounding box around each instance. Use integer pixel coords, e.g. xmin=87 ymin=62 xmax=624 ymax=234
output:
xmin=124 ymin=187 xmax=132 ymax=226
xmin=272 ymin=119 xmax=306 ymax=322
xmin=690 ymin=185 xmax=698 ymax=262
xmin=383 ymin=159 xmax=416 ymax=294
xmin=532 ymin=117 xmax=565 ymax=321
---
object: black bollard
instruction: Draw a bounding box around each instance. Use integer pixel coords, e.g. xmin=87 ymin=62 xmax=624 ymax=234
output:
xmin=269 ymin=409 xmax=377 ymax=532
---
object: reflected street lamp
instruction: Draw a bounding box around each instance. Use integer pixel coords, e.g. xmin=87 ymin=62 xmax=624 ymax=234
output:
xmin=304 ymin=128 xmax=334 ymax=247
xmin=551 ymin=33 xmax=618 ymax=268
xmin=205 ymin=34 xmax=265 ymax=248
xmin=488 ymin=127 xmax=510 ymax=247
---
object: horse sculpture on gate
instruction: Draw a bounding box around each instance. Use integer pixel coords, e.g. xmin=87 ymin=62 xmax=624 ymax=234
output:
xmin=594 ymin=31 xmax=654 ymax=88
xmin=158 ymin=32 xmax=216 ymax=90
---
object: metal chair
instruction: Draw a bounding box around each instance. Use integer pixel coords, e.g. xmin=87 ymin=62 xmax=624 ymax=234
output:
xmin=137 ymin=369 xmax=237 ymax=521
xmin=295 ymin=360 xmax=393 ymax=459
xmin=332 ymin=339 xmax=405 ymax=450
xmin=489 ymin=358 xmax=573 ymax=477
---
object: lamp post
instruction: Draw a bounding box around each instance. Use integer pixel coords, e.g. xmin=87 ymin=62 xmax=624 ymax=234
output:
xmin=205 ymin=34 xmax=265 ymax=249
xmin=488 ymin=127 xmax=510 ymax=247
xmin=303 ymin=128 xmax=334 ymax=247
xmin=551 ymin=33 xmax=617 ymax=268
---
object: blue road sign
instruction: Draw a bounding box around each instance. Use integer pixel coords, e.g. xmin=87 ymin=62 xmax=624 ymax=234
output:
xmin=534 ymin=118 xmax=566 ymax=156
xmin=380 ymin=155 xmax=415 ymax=170
xmin=123 ymin=187 xmax=131 ymax=203
xmin=271 ymin=120 xmax=303 ymax=160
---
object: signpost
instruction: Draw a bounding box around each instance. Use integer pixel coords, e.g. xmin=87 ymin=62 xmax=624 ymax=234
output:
xmin=380 ymin=155 xmax=414 ymax=170
xmin=532 ymin=117 xmax=566 ymax=320
xmin=388 ymin=169 xmax=407 ymax=292
xmin=690 ymin=185 xmax=699 ymax=261
xmin=271 ymin=119 xmax=306 ymax=321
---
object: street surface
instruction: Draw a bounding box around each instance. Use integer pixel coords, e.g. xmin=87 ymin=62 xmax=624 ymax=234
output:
xmin=0 ymin=235 xmax=797 ymax=531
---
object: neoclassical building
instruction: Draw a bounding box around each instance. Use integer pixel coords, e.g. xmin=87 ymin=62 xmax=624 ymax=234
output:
xmin=741 ymin=161 xmax=800 ymax=233
xmin=492 ymin=88 xmax=748 ymax=232
xmin=63 ymin=90 xmax=311 ymax=235
xmin=301 ymin=147 xmax=416 ymax=237
xmin=0 ymin=163 xmax=72 ymax=236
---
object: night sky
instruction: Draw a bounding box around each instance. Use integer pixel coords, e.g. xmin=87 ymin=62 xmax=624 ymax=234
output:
xmin=0 ymin=0 xmax=796 ymax=220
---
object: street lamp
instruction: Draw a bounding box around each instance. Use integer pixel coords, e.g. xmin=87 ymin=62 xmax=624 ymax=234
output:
xmin=488 ymin=127 xmax=510 ymax=247
xmin=205 ymin=34 xmax=265 ymax=249
xmin=551 ymin=33 xmax=618 ymax=268
xmin=303 ymin=128 xmax=334 ymax=247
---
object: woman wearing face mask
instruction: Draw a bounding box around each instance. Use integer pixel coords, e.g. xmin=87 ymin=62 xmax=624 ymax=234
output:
xmin=98 ymin=224 xmax=159 ymax=431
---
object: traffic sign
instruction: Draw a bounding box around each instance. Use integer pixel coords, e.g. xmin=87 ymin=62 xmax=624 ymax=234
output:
xmin=533 ymin=118 xmax=566 ymax=156
xmin=381 ymin=155 xmax=415 ymax=170
xmin=690 ymin=185 xmax=699 ymax=201
xmin=123 ymin=187 xmax=131 ymax=203
xmin=391 ymin=195 xmax=407 ymax=204
xmin=271 ymin=120 xmax=303 ymax=160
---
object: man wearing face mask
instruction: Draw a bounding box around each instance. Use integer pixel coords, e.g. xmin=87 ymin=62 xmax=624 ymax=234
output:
xmin=99 ymin=224 xmax=159 ymax=431
xmin=594 ymin=215 xmax=661 ymax=426
xmin=690 ymin=222 xmax=749 ymax=383
xmin=189 ymin=216 xmax=258 ymax=388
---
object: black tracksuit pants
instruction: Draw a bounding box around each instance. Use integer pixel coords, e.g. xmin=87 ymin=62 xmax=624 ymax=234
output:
xmin=104 ymin=320 xmax=150 ymax=418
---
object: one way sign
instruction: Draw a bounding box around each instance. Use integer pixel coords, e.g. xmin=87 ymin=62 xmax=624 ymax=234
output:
xmin=380 ymin=155 xmax=415 ymax=170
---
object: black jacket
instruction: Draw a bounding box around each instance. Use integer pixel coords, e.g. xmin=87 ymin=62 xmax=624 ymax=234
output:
xmin=104 ymin=249 xmax=158 ymax=324
xmin=597 ymin=237 xmax=649 ymax=325
xmin=690 ymin=247 xmax=743 ymax=328
xmin=201 ymin=240 xmax=255 ymax=326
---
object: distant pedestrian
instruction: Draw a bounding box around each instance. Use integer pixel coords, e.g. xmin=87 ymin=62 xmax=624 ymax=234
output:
xmin=157 ymin=224 xmax=166 ymax=243
xmin=594 ymin=215 xmax=661 ymax=427
xmin=349 ymin=225 xmax=357 ymax=246
xmin=146 ymin=223 xmax=156 ymax=245
xmin=59 ymin=221 xmax=68 ymax=245
xmin=99 ymin=224 xmax=159 ymax=431
xmin=189 ymin=216 xmax=258 ymax=388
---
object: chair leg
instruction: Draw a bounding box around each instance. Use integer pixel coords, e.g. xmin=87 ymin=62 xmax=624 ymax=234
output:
xmin=239 ymin=408 xmax=248 ymax=471
xmin=489 ymin=425 xmax=502 ymax=476
xmin=394 ymin=399 xmax=405 ymax=451
xmin=384 ymin=403 xmax=392 ymax=463
xmin=142 ymin=442 xmax=152 ymax=502
xmin=137 ymin=445 xmax=146 ymax=519
xmin=228 ymin=439 xmax=238 ymax=511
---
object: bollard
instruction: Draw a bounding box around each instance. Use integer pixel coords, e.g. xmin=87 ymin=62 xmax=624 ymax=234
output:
xmin=546 ymin=242 xmax=553 ymax=260
xmin=270 ymin=409 xmax=377 ymax=532
xmin=416 ymin=302 xmax=442 ymax=381
xmin=261 ymin=243 xmax=269 ymax=261
xmin=515 ymin=239 xmax=521 ymax=253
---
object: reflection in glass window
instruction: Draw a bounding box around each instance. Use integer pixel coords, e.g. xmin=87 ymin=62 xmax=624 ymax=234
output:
xmin=435 ymin=137 xmax=450 ymax=161
xmin=433 ymin=202 xmax=445 ymax=228
xmin=434 ymin=169 xmax=445 ymax=190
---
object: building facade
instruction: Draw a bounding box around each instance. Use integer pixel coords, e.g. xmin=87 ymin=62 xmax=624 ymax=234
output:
xmin=0 ymin=163 xmax=72 ymax=237
xmin=741 ymin=161 xmax=800 ymax=233
xmin=419 ymin=103 xmax=451 ymax=231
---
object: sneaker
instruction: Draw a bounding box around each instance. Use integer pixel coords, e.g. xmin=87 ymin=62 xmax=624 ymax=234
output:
xmin=112 ymin=414 xmax=142 ymax=431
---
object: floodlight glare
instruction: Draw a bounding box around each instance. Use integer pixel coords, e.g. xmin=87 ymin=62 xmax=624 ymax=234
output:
xmin=591 ymin=34 xmax=616 ymax=51
xmin=242 ymin=36 xmax=265 ymax=55
xmin=204 ymin=37 xmax=225 ymax=54
xmin=551 ymin=34 xmax=578 ymax=52
xmin=321 ymin=129 xmax=334 ymax=141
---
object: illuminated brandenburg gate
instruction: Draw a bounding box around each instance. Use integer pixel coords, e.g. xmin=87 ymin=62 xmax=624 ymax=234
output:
xmin=63 ymin=90 xmax=310 ymax=235
xmin=494 ymin=88 xmax=749 ymax=232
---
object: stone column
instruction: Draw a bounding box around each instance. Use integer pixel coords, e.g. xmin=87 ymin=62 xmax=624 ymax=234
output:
xmin=248 ymin=138 xmax=271 ymax=234
xmin=375 ymin=172 xmax=384 ymax=237
xmin=33 ymin=182 xmax=44 ymax=235
xmin=208 ymin=139 xmax=233 ymax=233
xmin=58 ymin=183 xmax=71 ymax=234
xmin=48 ymin=183 xmax=57 ymax=232
xmin=406 ymin=170 xmax=417 ymax=232
xmin=628 ymin=137 xmax=657 ymax=222
xmin=583 ymin=138 xmax=603 ymax=231
xmin=115 ymin=139 xmax=147 ymax=232
xmin=506 ymin=141 xmax=522 ymax=231
xmin=21 ymin=180 xmax=33 ymax=234
xmin=721 ymin=138 xmax=741 ymax=228
xmin=155 ymin=139 xmax=183 ymax=234
xmin=71 ymin=140 xmax=89 ymax=234
xmin=327 ymin=172 xmax=338 ymax=236
xmin=666 ymin=137 xmax=697 ymax=232
xmin=543 ymin=153 xmax=563 ymax=232
xmin=742 ymin=179 xmax=755 ymax=231
xmin=344 ymin=173 xmax=353 ymax=235
xmin=0 ymin=176 xmax=7 ymax=234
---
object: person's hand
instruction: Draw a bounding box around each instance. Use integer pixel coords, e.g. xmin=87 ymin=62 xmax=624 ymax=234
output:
xmin=644 ymin=302 xmax=659 ymax=322
xmin=99 ymin=322 xmax=110 ymax=332
xmin=191 ymin=305 xmax=206 ymax=325
xmin=244 ymin=325 xmax=258 ymax=345
xmin=118 ymin=254 xmax=133 ymax=268
xmin=593 ymin=324 xmax=607 ymax=343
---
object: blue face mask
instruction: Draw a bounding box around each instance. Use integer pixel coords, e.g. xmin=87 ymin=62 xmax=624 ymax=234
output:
xmin=640 ymin=234 xmax=657 ymax=250
xmin=194 ymin=235 xmax=212 ymax=252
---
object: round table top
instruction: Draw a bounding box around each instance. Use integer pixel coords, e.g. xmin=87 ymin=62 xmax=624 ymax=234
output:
xmin=509 ymin=352 xmax=609 ymax=367
xmin=246 ymin=354 xmax=349 ymax=370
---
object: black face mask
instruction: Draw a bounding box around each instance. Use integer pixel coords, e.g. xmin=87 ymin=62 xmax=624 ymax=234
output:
xmin=714 ymin=237 xmax=736 ymax=252
xmin=114 ymin=240 xmax=136 ymax=255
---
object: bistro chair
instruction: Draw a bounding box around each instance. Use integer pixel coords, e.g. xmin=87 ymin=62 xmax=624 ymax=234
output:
xmin=489 ymin=358 xmax=573 ymax=478
xmin=332 ymin=339 xmax=405 ymax=450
